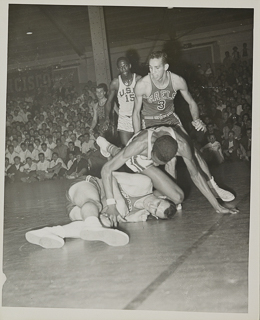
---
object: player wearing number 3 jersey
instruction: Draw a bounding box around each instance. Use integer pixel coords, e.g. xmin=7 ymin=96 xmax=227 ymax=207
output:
xmin=141 ymin=70 xmax=179 ymax=128
xmin=132 ymin=51 xmax=207 ymax=133
xmin=105 ymin=57 xmax=142 ymax=146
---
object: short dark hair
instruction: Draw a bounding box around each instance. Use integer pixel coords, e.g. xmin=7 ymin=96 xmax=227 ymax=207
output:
xmin=96 ymin=83 xmax=108 ymax=94
xmin=75 ymin=150 xmax=81 ymax=156
xmin=163 ymin=202 xmax=177 ymax=219
xmin=148 ymin=51 xmax=168 ymax=64
xmin=152 ymin=135 xmax=178 ymax=163
xmin=116 ymin=57 xmax=130 ymax=67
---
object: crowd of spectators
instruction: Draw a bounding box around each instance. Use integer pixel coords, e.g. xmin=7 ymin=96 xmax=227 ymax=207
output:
xmin=5 ymin=80 xmax=109 ymax=183
xmin=187 ymin=44 xmax=252 ymax=165
xmin=5 ymin=43 xmax=253 ymax=183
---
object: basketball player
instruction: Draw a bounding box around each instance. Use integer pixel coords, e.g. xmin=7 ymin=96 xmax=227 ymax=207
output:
xmin=98 ymin=126 xmax=238 ymax=227
xmin=132 ymin=51 xmax=206 ymax=133
xmin=104 ymin=57 xmax=142 ymax=146
xmin=132 ymin=51 xmax=208 ymax=179
xmin=25 ymin=172 xmax=176 ymax=249
xmin=89 ymin=83 xmax=108 ymax=133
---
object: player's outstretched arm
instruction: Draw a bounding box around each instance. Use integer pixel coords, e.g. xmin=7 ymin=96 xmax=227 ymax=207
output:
xmin=101 ymin=139 xmax=146 ymax=226
xmin=104 ymin=79 xmax=118 ymax=122
xmin=176 ymin=76 xmax=206 ymax=132
xmin=133 ymin=79 xmax=145 ymax=134
xmin=179 ymin=140 xmax=238 ymax=214
xmin=90 ymin=103 xmax=98 ymax=131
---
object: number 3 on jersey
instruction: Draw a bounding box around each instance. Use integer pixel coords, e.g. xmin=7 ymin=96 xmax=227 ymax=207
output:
xmin=157 ymin=100 xmax=166 ymax=110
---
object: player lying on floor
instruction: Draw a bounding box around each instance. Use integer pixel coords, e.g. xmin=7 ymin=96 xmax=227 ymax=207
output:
xmin=25 ymin=172 xmax=176 ymax=249
xmin=98 ymin=125 xmax=238 ymax=227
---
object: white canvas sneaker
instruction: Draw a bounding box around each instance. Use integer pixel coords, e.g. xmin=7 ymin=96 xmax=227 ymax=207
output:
xmin=96 ymin=136 xmax=111 ymax=158
xmin=25 ymin=227 xmax=65 ymax=249
xmin=80 ymin=226 xmax=129 ymax=246
xmin=210 ymin=177 xmax=235 ymax=202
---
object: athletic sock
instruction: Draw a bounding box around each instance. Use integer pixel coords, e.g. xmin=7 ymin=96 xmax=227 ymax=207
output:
xmin=50 ymin=225 xmax=65 ymax=238
xmin=83 ymin=216 xmax=102 ymax=228
xmin=80 ymin=216 xmax=129 ymax=246
xmin=61 ymin=221 xmax=84 ymax=238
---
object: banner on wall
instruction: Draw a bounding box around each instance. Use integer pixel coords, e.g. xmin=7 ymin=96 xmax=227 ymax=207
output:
xmin=7 ymin=69 xmax=52 ymax=94
xmin=7 ymin=66 xmax=79 ymax=96
xmin=52 ymin=67 xmax=79 ymax=92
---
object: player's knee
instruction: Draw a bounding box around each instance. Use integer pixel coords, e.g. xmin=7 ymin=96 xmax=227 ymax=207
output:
xmin=81 ymin=200 xmax=100 ymax=219
xmin=176 ymin=189 xmax=184 ymax=204
xmin=69 ymin=206 xmax=82 ymax=221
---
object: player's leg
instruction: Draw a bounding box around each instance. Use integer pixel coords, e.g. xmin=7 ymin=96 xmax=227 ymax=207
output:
xmin=25 ymin=220 xmax=87 ymax=249
xmin=117 ymin=114 xmax=134 ymax=147
xmin=26 ymin=201 xmax=128 ymax=248
xmin=25 ymin=182 xmax=90 ymax=249
xmin=118 ymin=130 xmax=134 ymax=147
xmin=96 ymin=136 xmax=121 ymax=157
xmin=112 ymin=172 xmax=153 ymax=197
xmin=79 ymin=200 xmax=129 ymax=246
xmin=70 ymin=179 xmax=129 ymax=246
xmin=142 ymin=166 xmax=184 ymax=205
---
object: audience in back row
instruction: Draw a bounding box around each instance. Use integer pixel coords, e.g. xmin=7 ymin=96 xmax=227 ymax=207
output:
xmin=5 ymin=44 xmax=253 ymax=183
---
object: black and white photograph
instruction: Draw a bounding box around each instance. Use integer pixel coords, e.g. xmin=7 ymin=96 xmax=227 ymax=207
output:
xmin=1 ymin=0 xmax=259 ymax=319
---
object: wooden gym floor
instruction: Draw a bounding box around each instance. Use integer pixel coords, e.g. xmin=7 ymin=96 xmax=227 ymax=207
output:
xmin=2 ymin=160 xmax=251 ymax=314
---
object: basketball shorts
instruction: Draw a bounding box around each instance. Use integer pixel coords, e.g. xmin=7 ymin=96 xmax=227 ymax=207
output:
xmin=142 ymin=112 xmax=182 ymax=129
xmin=66 ymin=175 xmax=105 ymax=216
xmin=117 ymin=114 xmax=134 ymax=132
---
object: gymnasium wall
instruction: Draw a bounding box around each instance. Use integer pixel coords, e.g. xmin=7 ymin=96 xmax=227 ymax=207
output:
xmin=84 ymin=19 xmax=253 ymax=83
xmin=7 ymin=18 xmax=253 ymax=96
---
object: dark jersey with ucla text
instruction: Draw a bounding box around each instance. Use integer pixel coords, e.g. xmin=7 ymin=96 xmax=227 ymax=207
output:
xmin=142 ymin=71 xmax=180 ymax=128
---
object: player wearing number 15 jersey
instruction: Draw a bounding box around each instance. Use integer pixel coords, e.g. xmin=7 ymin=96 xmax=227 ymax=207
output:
xmin=105 ymin=57 xmax=142 ymax=146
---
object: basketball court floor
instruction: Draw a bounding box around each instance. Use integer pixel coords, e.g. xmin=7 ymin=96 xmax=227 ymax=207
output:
xmin=2 ymin=160 xmax=252 ymax=315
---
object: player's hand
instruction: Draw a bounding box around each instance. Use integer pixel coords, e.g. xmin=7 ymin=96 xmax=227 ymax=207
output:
xmin=102 ymin=120 xmax=110 ymax=132
xmin=106 ymin=204 xmax=120 ymax=227
xmin=192 ymin=119 xmax=207 ymax=132
xmin=117 ymin=215 xmax=127 ymax=223
xmin=216 ymin=205 xmax=239 ymax=214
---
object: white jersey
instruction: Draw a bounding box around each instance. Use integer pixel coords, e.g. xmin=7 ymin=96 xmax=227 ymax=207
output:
xmin=126 ymin=126 xmax=177 ymax=173
xmin=117 ymin=73 xmax=136 ymax=116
